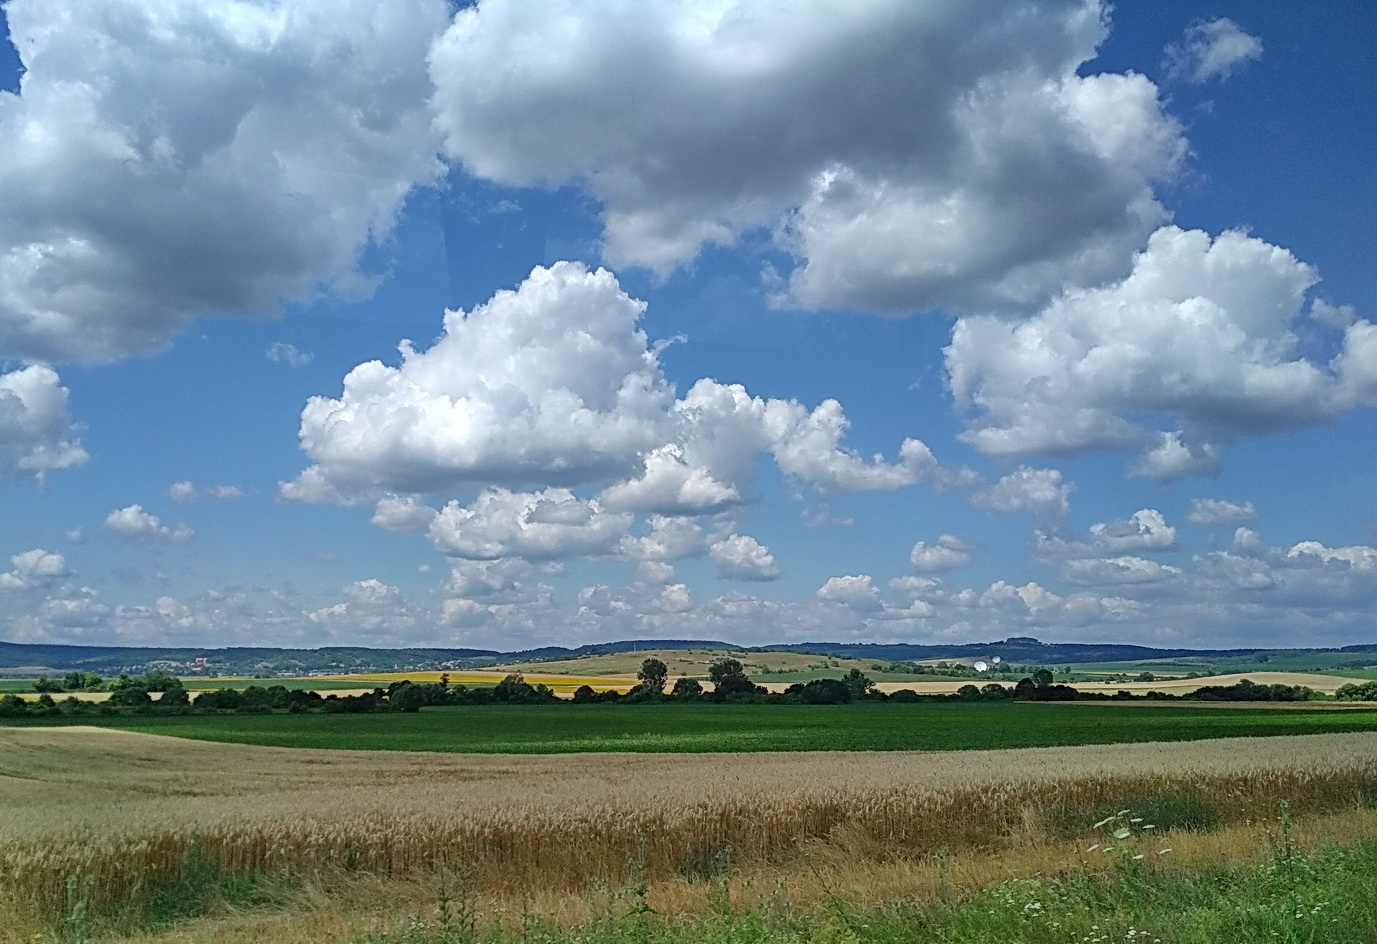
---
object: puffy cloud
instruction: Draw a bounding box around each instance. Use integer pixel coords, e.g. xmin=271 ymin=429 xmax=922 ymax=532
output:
xmin=289 ymin=263 xmax=939 ymax=508
xmin=370 ymin=494 xmax=438 ymax=534
xmin=617 ymin=515 xmax=706 ymax=563
xmin=598 ymin=444 xmax=740 ymax=514
xmin=266 ymin=343 xmax=314 ymax=368
xmin=909 ymin=535 xmax=973 ymax=572
xmin=290 ymin=263 xmax=670 ymax=497
xmin=948 ymin=227 xmax=1377 ymax=477
xmin=709 ymin=533 xmax=781 ymax=582
xmin=972 ymin=467 xmax=1071 ymax=516
xmin=102 ymin=504 xmax=193 ymax=543
xmin=428 ymin=488 xmax=631 ymax=561
xmin=0 ymin=0 xmax=447 ymax=363
xmin=1232 ymin=527 xmax=1263 ymax=554
xmin=1165 ymin=18 xmax=1262 ymax=84
xmin=652 ymin=583 xmax=693 ymax=614
xmin=1036 ymin=509 xmax=1177 ymax=560
xmin=0 ymin=365 xmax=87 ymax=484
xmin=636 ymin=561 xmax=677 ymax=586
xmin=1062 ymin=556 xmax=1182 ymax=585
xmin=1088 ymin=509 xmax=1176 ymax=554
xmin=0 ymin=548 xmax=70 ymax=591
xmin=980 ymin=580 xmax=1062 ymax=613
xmin=888 ymin=575 xmax=944 ymax=602
xmin=1187 ymin=498 xmax=1257 ymax=526
xmin=430 ymin=0 xmax=1183 ymax=314
xmin=1129 ymin=432 xmax=1221 ymax=480
xmin=441 ymin=558 xmax=557 ymax=604
xmin=1286 ymin=541 xmax=1377 ymax=572
xmin=341 ymin=578 xmax=401 ymax=607
xmin=815 ymin=574 xmax=882 ymax=609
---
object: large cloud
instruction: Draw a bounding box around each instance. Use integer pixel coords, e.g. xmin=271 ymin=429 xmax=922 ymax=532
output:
xmin=0 ymin=548 xmax=70 ymax=591
xmin=429 ymin=0 xmax=1183 ymax=314
xmin=0 ymin=0 xmax=447 ymax=362
xmin=0 ymin=365 xmax=87 ymax=484
xmin=287 ymin=263 xmax=939 ymax=511
xmin=428 ymin=488 xmax=632 ymax=561
xmin=948 ymin=226 xmax=1377 ymax=477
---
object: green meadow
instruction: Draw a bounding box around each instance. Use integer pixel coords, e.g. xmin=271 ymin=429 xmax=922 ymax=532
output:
xmin=11 ymin=700 xmax=1377 ymax=753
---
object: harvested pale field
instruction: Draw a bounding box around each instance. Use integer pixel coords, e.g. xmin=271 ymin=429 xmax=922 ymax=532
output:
xmin=1068 ymin=670 xmax=1365 ymax=696
xmin=492 ymin=647 xmax=872 ymax=677
xmin=3 ymin=725 xmax=1377 ymax=931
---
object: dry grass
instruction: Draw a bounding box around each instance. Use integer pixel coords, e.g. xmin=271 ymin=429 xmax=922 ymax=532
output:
xmin=2 ymin=726 xmax=1377 ymax=940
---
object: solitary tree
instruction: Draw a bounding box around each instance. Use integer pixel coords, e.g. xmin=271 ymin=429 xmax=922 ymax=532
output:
xmin=637 ymin=658 xmax=669 ymax=696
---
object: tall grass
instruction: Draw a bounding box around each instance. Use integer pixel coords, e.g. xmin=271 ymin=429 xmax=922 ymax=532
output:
xmin=358 ymin=836 xmax=1377 ymax=944
xmin=5 ymin=765 xmax=1377 ymax=932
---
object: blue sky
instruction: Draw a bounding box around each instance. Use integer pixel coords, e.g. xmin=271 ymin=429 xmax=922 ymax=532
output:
xmin=0 ymin=0 xmax=1373 ymax=651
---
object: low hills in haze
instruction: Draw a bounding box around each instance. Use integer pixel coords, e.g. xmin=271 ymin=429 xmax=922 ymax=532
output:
xmin=2 ymin=637 xmax=1376 ymax=677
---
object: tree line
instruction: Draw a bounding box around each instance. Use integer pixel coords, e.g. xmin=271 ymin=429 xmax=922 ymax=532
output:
xmin=0 ymin=658 xmax=1351 ymax=720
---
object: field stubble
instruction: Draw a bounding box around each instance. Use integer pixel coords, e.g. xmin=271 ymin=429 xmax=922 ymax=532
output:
xmin=3 ymin=728 xmax=1377 ymax=940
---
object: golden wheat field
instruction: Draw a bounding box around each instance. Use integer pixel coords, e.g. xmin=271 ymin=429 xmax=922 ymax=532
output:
xmin=3 ymin=727 xmax=1377 ymax=941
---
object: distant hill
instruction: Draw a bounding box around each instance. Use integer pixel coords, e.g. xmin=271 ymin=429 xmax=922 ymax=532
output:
xmin=756 ymin=638 xmax=1270 ymax=663
xmin=0 ymin=636 xmax=1373 ymax=677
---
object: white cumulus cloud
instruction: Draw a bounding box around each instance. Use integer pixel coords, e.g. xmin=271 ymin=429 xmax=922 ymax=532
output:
xmin=971 ymin=467 xmax=1072 ymax=516
xmin=709 ymin=533 xmax=781 ymax=582
xmin=430 ymin=0 xmax=1183 ymax=315
xmin=0 ymin=548 xmax=70 ymax=591
xmin=948 ymin=226 xmax=1377 ymax=478
xmin=815 ymin=574 xmax=882 ymax=610
xmin=0 ymin=365 xmax=87 ymax=485
xmin=428 ymin=488 xmax=631 ymax=561
xmin=102 ymin=505 xmax=193 ymax=543
xmin=0 ymin=0 xmax=449 ymax=363
xmin=909 ymin=535 xmax=973 ymax=572
xmin=288 ymin=263 xmax=941 ymax=511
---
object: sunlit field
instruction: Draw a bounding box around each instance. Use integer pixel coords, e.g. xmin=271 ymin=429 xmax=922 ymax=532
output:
xmin=4 ymin=727 xmax=1377 ymax=943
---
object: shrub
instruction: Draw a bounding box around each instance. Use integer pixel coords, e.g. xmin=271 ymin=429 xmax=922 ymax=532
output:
xmin=796 ymin=678 xmax=851 ymax=704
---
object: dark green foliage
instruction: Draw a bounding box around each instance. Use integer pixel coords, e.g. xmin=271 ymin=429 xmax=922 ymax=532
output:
xmin=1337 ymin=681 xmax=1377 ymax=700
xmin=1188 ymin=678 xmax=1317 ymax=701
xmin=670 ymin=677 xmax=703 ymax=700
xmin=106 ymin=686 xmax=152 ymax=708
xmin=388 ymin=682 xmax=427 ymax=713
xmin=572 ymin=684 xmax=597 ymax=703
xmin=707 ymin=658 xmax=762 ymax=699
xmin=62 ymin=670 xmax=104 ymax=691
xmin=841 ymin=668 xmax=874 ymax=698
xmin=492 ymin=673 xmax=557 ymax=703
xmin=32 ymin=676 xmax=64 ymax=693
xmin=636 ymin=658 xmax=669 ymax=696
xmin=789 ymin=678 xmax=851 ymax=704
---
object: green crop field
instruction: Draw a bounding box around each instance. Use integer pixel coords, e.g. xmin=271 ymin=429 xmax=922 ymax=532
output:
xmin=9 ymin=701 xmax=1377 ymax=753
